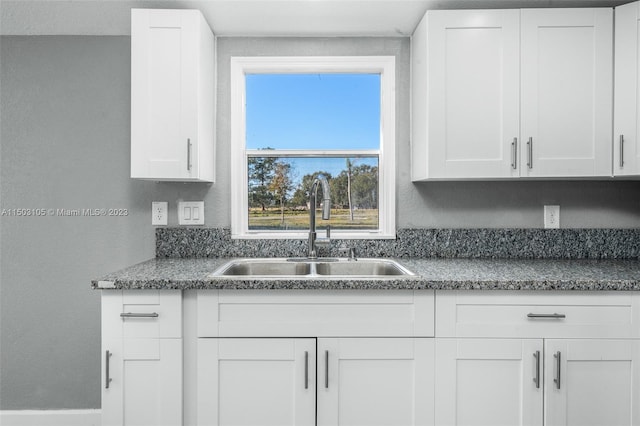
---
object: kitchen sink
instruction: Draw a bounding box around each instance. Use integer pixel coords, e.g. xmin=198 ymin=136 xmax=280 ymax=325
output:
xmin=213 ymin=259 xmax=311 ymax=276
xmin=315 ymin=260 xmax=411 ymax=276
xmin=211 ymin=258 xmax=415 ymax=278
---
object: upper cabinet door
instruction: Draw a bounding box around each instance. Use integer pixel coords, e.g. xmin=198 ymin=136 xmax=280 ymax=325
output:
xmin=412 ymin=10 xmax=520 ymax=180
xmin=131 ymin=9 xmax=215 ymax=182
xmin=520 ymin=8 xmax=613 ymax=178
xmin=614 ymin=1 xmax=640 ymax=176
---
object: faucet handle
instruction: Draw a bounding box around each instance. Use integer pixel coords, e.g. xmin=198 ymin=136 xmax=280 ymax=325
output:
xmin=348 ymin=247 xmax=357 ymax=261
xmin=338 ymin=246 xmax=357 ymax=261
xmin=315 ymin=226 xmax=331 ymax=249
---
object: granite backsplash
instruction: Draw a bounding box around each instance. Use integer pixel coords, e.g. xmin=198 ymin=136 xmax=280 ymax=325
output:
xmin=156 ymin=228 xmax=640 ymax=259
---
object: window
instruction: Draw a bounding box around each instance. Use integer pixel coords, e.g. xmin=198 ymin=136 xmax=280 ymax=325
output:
xmin=230 ymin=56 xmax=395 ymax=239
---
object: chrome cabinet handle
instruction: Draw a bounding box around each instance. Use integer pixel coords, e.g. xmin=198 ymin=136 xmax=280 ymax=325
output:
xmin=527 ymin=137 xmax=533 ymax=169
xmin=533 ymin=351 xmax=540 ymax=389
xmin=554 ymin=351 xmax=562 ymax=389
xmin=620 ymin=135 xmax=625 ymax=168
xmin=325 ymin=350 xmax=329 ymax=389
xmin=304 ymin=351 xmax=309 ymax=390
xmin=187 ymin=138 xmax=192 ymax=171
xmin=511 ymin=138 xmax=518 ymax=170
xmin=527 ymin=313 xmax=566 ymax=319
xmin=120 ymin=312 xmax=159 ymax=318
xmin=105 ymin=350 xmax=113 ymax=389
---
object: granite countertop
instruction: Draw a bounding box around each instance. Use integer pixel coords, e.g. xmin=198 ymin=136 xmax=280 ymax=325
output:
xmin=92 ymin=257 xmax=640 ymax=291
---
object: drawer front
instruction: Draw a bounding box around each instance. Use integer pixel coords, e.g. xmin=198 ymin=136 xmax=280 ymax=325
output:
xmin=102 ymin=290 xmax=182 ymax=339
xmin=197 ymin=290 xmax=435 ymax=337
xmin=436 ymin=291 xmax=640 ymax=338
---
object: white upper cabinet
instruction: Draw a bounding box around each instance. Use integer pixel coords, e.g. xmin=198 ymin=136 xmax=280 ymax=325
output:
xmin=521 ymin=8 xmax=613 ymax=178
xmin=131 ymin=9 xmax=215 ymax=182
xmin=614 ymin=1 xmax=640 ymax=176
xmin=412 ymin=8 xmax=613 ymax=180
xmin=412 ymin=10 xmax=520 ymax=180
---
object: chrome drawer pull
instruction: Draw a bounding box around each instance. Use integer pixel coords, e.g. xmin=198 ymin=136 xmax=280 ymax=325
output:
xmin=533 ymin=351 xmax=540 ymax=389
xmin=105 ymin=350 xmax=113 ymax=389
xmin=120 ymin=312 xmax=159 ymax=318
xmin=187 ymin=138 xmax=192 ymax=171
xmin=304 ymin=351 xmax=309 ymax=390
xmin=325 ymin=350 xmax=329 ymax=389
xmin=554 ymin=351 xmax=562 ymax=389
xmin=527 ymin=313 xmax=566 ymax=319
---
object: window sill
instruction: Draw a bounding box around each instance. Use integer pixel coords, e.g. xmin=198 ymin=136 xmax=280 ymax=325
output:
xmin=232 ymin=230 xmax=397 ymax=240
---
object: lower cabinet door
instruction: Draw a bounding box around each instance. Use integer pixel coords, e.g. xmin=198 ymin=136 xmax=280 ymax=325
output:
xmin=435 ymin=338 xmax=544 ymax=426
xmin=197 ymin=338 xmax=316 ymax=426
xmin=317 ymin=338 xmax=434 ymax=426
xmin=102 ymin=338 xmax=183 ymax=426
xmin=545 ymin=339 xmax=640 ymax=426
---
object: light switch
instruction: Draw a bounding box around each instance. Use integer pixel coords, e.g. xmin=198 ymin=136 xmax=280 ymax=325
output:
xmin=178 ymin=201 xmax=204 ymax=225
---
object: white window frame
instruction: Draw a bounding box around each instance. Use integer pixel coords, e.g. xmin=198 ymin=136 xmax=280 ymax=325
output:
xmin=230 ymin=56 xmax=396 ymax=239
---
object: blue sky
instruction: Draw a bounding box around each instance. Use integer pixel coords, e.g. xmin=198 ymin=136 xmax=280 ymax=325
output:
xmin=246 ymin=73 xmax=381 ymax=151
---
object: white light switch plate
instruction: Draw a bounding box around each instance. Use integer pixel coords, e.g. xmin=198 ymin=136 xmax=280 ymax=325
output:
xmin=178 ymin=201 xmax=205 ymax=225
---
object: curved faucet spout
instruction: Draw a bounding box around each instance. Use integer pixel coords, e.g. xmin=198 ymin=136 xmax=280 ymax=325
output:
xmin=308 ymin=175 xmax=331 ymax=259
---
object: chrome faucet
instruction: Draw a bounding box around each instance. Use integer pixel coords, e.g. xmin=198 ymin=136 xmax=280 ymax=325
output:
xmin=308 ymin=175 xmax=331 ymax=259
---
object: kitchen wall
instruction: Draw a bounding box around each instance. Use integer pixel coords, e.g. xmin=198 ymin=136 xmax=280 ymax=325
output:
xmin=1 ymin=34 xmax=639 ymax=410
xmin=0 ymin=36 xmax=157 ymax=410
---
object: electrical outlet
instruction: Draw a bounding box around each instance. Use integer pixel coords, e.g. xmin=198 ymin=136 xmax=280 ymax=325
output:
xmin=544 ymin=205 xmax=560 ymax=229
xmin=152 ymin=202 xmax=168 ymax=226
xmin=178 ymin=201 xmax=205 ymax=225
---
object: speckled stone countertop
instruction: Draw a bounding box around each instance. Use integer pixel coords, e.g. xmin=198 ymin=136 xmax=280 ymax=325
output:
xmin=92 ymin=257 xmax=640 ymax=291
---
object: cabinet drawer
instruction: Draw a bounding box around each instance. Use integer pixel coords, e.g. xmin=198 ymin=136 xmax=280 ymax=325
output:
xmin=436 ymin=291 xmax=640 ymax=338
xmin=102 ymin=290 xmax=182 ymax=339
xmin=197 ymin=290 xmax=434 ymax=337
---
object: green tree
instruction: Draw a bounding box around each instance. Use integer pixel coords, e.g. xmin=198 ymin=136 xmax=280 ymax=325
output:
xmin=268 ymin=160 xmax=295 ymax=224
xmin=248 ymin=153 xmax=276 ymax=211
xmin=329 ymin=172 xmax=348 ymax=208
xmin=351 ymin=164 xmax=378 ymax=209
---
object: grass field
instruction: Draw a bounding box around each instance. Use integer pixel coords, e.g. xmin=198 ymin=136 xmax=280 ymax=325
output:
xmin=248 ymin=208 xmax=378 ymax=230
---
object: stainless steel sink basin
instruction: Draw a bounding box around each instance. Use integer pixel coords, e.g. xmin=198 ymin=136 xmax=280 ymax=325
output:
xmin=213 ymin=259 xmax=311 ymax=276
xmin=211 ymin=258 xmax=415 ymax=278
xmin=315 ymin=260 xmax=412 ymax=276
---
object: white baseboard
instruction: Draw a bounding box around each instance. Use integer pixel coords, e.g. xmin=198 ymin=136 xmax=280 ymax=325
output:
xmin=0 ymin=410 xmax=101 ymax=426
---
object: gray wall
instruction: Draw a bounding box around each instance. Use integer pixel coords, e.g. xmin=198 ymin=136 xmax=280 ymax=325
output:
xmin=1 ymin=34 xmax=639 ymax=410
xmin=0 ymin=36 xmax=157 ymax=410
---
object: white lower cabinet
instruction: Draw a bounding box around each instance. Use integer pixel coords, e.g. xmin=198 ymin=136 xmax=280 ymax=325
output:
xmin=435 ymin=338 xmax=543 ymax=426
xmin=197 ymin=338 xmax=316 ymax=426
xmin=103 ymin=338 xmax=183 ymax=426
xmin=318 ymin=338 xmax=433 ymax=426
xmin=545 ymin=339 xmax=640 ymax=426
xmin=196 ymin=337 xmax=434 ymax=426
xmin=435 ymin=338 xmax=640 ymax=426
xmin=435 ymin=291 xmax=640 ymax=426
xmin=101 ymin=289 xmax=640 ymax=426
xmin=101 ymin=290 xmax=183 ymax=426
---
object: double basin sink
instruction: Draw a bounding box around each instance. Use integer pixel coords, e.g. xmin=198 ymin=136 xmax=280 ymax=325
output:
xmin=211 ymin=258 xmax=415 ymax=278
